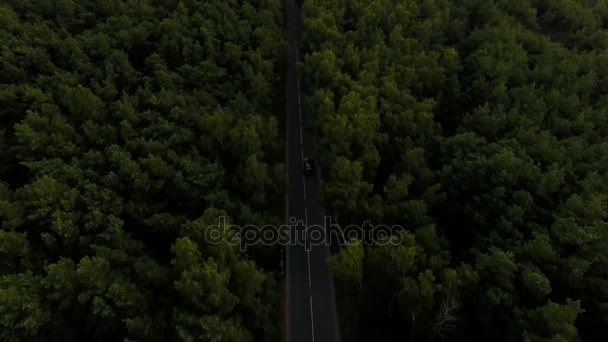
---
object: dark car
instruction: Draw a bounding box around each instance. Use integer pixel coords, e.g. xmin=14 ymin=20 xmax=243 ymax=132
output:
xmin=278 ymin=247 xmax=286 ymax=278
xmin=303 ymin=157 xmax=314 ymax=176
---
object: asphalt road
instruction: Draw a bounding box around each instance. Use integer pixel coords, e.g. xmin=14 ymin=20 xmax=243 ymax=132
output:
xmin=285 ymin=0 xmax=340 ymax=341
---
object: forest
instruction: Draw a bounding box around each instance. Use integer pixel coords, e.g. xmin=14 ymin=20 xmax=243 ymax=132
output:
xmin=3 ymin=0 xmax=608 ymax=341
xmin=301 ymin=0 xmax=608 ymax=341
xmin=0 ymin=0 xmax=286 ymax=341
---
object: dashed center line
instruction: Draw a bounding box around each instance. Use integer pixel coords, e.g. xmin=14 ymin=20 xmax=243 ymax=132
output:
xmin=307 ymin=249 xmax=312 ymax=287
xmin=304 ymin=207 xmax=312 ymax=287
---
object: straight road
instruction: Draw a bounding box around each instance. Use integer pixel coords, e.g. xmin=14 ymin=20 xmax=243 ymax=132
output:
xmin=284 ymin=0 xmax=340 ymax=342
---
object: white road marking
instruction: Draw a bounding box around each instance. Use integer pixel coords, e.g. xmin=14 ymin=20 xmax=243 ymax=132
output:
xmin=300 ymin=125 xmax=303 ymax=144
xmin=310 ymin=296 xmax=315 ymax=342
xmin=307 ymin=249 xmax=312 ymax=287
xmin=304 ymin=207 xmax=311 ymax=286
xmin=301 ymin=147 xmax=306 ymax=199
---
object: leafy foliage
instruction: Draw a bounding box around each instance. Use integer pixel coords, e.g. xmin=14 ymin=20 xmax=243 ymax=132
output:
xmin=303 ymin=0 xmax=608 ymax=341
xmin=0 ymin=1 xmax=285 ymax=341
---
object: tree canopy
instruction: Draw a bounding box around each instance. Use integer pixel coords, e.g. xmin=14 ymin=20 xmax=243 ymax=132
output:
xmin=303 ymin=0 xmax=608 ymax=341
xmin=4 ymin=0 xmax=608 ymax=340
xmin=0 ymin=0 xmax=286 ymax=341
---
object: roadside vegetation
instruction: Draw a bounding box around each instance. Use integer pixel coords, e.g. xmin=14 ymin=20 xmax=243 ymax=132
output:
xmin=0 ymin=1 xmax=286 ymax=341
xmin=3 ymin=0 xmax=608 ymax=341
xmin=301 ymin=0 xmax=608 ymax=341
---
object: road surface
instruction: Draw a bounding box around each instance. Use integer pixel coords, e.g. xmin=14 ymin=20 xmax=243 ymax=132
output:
xmin=284 ymin=0 xmax=340 ymax=342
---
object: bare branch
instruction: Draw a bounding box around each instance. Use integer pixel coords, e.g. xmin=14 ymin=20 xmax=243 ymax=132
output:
xmin=432 ymin=298 xmax=461 ymax=341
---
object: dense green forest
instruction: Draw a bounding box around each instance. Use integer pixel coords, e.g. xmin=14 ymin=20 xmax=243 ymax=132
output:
xmin=301 ymin=0 xmax=608 ymax=341
xmin=0 ymin=0 xmax=286 ymax=341
xmin=3 ymin=0 xmax=608 ymax=341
